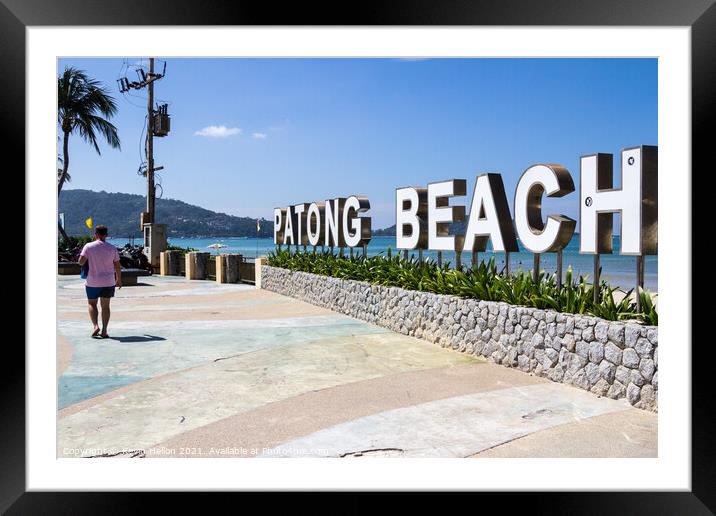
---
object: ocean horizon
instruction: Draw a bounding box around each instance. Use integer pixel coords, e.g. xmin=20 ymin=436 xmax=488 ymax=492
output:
xmin=108 ymin=234 xmax=657 ymax=293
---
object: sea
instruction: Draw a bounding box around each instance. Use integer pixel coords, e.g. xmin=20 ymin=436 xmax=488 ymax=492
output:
xmin=107 ymin=234 xmax=658 ymax=293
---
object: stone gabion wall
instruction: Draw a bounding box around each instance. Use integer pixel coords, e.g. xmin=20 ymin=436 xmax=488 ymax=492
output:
xmin=261 ymin=266 xmax=658 ymax=411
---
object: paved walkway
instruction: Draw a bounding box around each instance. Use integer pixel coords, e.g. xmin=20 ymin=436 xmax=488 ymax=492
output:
xmin=57 ymin=275 xmax=657 ymax=458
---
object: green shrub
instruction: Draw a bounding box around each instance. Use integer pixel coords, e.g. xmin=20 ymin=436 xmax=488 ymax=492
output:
xmin=267 ymin=249 xmax=657 ymax=325
xmin=166 ymin=244 xmax=198 ymax=254
xmin=58 ymin=235 xmax=95 ymax=251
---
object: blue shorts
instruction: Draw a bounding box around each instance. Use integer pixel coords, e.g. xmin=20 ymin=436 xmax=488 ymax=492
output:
xmin=86 ymin=286 xmax=116 ymax=300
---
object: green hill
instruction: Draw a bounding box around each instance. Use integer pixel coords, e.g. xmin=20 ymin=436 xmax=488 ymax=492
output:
xmin=373 ymin=223 xmax=580 ymax=238
xmin=59 ymin=189 xmax=273 ymax=238
xmin=372 ymin=222 xmax=468 ymax=237
xmin=372 ymin=224 xmax=396 ymax=236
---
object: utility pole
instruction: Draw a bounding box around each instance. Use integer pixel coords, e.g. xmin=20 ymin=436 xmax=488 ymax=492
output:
xmin=147 ymin=57 xmax=155 ymax=224
xmin=118 ymin=57 xmax=169 ymax=226
xmin=117 ymin=57 xmax=170 ymax=270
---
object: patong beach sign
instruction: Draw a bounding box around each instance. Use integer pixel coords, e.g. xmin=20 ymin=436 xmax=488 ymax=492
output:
xmin=274 ymin=145 xmax=657 ymax=293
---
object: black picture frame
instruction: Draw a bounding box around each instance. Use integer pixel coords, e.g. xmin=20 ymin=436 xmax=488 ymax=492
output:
xmin=4 ymin=0 xmax=710 ymax=512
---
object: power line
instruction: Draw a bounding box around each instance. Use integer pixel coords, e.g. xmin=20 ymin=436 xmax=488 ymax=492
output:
xmin=117 ymin=60 xmax=149 ymax=109
xmin=138 ymin=113 xmax=147 ymax=165
xmin=120 ymin=93 xmax=147 ymax=109
xmin=117 ymin=56 xmax=171 ymax=251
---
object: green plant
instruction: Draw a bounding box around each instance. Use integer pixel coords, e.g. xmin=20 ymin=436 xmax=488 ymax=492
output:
xmin=58 ymin=234 xmax=95 ymax=251
xmin=267 ymin=249 xmax=657 ymax=325
xmin=589 ymin=284 xmax=637 ymax=321
xmin=166 ymin=244 xmax=198 ymax=254
xmin=636 ymin=287 xmax=658 ymax=326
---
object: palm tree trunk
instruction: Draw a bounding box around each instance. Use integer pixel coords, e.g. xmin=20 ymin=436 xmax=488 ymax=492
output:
xmin=57 ymin=129 xmax=71 ymax=243
xmin=57 ymin=129 xmax=70 ymax=195
xmin=58 ymin=221 xmax=69 ymax=241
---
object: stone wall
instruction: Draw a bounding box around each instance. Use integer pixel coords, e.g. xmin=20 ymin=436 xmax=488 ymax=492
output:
xmin=261 ymin=266 xmax=658 ymax=411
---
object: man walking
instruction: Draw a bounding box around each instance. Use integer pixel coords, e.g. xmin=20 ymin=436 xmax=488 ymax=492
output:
xmin=78 ymin=225 xmax=122 ymax=338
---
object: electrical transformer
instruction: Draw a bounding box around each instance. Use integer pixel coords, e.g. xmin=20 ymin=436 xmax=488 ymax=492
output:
xmin=153 ymin=112 xmax=171 ymax=137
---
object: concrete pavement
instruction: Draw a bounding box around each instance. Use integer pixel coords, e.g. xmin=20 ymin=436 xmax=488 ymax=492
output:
xmin=57 ymin=274 xmax=657 ymax=458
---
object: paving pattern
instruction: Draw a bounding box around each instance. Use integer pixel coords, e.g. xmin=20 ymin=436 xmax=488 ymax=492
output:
xmin=57 ymin=275 xmax=657 ymax=458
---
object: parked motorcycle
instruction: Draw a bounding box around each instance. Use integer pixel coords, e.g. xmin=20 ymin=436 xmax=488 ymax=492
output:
xmin=58 ymin=244 xmax=82 ymax=263
xmin=58 ymin=241 xmax=151 ymax=273
xmin=119 ymin=244 xmax=151 ymax=271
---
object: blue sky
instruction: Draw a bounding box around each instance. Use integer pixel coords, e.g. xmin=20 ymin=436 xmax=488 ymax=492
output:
xmin=58 ymin=58 xmax=657 ymax=229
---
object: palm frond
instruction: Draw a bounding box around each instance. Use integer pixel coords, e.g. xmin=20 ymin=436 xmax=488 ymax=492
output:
xmin=58 ymin=66 xmax=121 ymax=155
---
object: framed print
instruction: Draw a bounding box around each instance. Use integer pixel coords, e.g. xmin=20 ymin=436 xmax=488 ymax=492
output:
xmin=4 ymin=0 xmax=712 ymax=511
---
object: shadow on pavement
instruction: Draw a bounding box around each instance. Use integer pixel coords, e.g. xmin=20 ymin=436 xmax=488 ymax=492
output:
xmin=108 ymin=335 xmax=167 ymax=343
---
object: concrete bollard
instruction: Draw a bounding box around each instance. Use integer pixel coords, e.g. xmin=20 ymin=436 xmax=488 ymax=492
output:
xmin=160 ymin=252 xmax=168 ymax=275
xmin=216 ymin=255 xmax=226 ymax=283
xmin=185 ymin=252 xmax=210 ymax=280
xmin=160 ymin=250 xmax=183 ymax=276
xmin=216 ymin=254 xmax=242 ymax=284
xmin=254 ymin=256 xmax=268 ymax=289
xmin=226 ymin=254 xmax=242 ymax=283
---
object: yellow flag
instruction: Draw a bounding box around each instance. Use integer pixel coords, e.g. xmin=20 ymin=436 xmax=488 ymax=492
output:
xmin=85 ymin=216 xmax=93 ymax=229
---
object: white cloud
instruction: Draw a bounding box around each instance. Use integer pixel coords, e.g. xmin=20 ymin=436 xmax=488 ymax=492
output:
xmin=195 ymin=125 xmax=242 ymax=138
xmin=252 ymin=132 xmax=267 ymax=139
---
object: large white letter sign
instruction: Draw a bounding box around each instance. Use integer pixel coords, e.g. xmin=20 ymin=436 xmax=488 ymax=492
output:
xmin=395 ymin=187 xmax=428 ymax=250
xmin=428 ymin=180 xmax=467 ymax=251
xmin=514 ymin=165 xmax=576 ymax=253
xmin=580 ymin=146 xmax=658 ymax=255
xmin=307 ymin=202 xmax=325 ymax=246
xmin=463 ymin=174 xmax=518 ymax=253
xmin=325 ymin=198 xmax=347 ymax=247
xmin=283 ymin=206 xmax=296 ymax=245
xmin=293 ymin=203 xmax=309 ymax=246
xmin=273 ymin=208 xmax=286 ymax=245
xmin=343 ymin=196 xmax=372 ymax=247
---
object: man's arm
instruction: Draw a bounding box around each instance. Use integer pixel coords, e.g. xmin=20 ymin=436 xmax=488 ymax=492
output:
xmin=78 ymin=244 xmax=88 ymax=265
xmin=114 ymin=260 xmax=122 ymax=289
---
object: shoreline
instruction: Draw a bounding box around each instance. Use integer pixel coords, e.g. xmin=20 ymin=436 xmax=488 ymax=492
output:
xmin=104 ymin=236 xmax=658 ymax=293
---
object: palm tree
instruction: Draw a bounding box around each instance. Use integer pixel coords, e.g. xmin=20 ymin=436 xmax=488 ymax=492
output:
xmin=57 ymin=67 xmax=121 ymax=240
